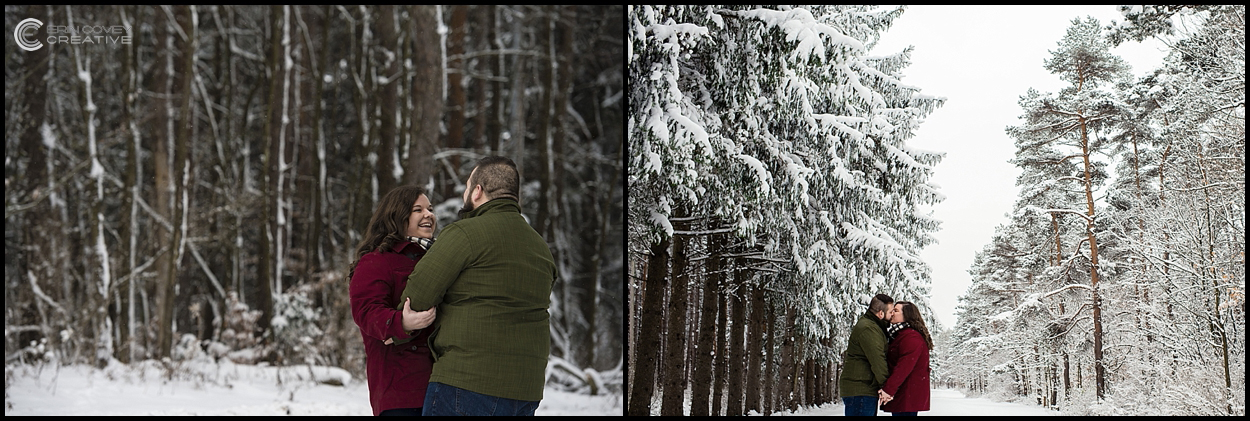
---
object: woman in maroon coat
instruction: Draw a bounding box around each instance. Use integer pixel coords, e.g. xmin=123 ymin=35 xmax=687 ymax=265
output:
xmin=349 ymin=185 xmax=439 ymax=416
xmin=878 ymin=301 xmax=933 ymax=416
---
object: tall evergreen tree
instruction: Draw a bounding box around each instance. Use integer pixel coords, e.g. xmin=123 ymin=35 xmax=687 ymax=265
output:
xmin=1005 ymin=17 xmax=1129 ymax=400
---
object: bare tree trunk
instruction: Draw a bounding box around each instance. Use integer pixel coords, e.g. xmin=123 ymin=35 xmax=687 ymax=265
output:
xmin=305 ymin=5 xmax=330 ymax=273
xmin=406 ymin=5 xmax=441 ymax=188
xmin=764 ymin=303 xmax=777 ymax=415
xmin=713 ymin=286 xmax=728 ymax=416
xmin=375 ymin=5 xmax=399 ymax=196
xmin=745 ymin=284 xmax=764 ymax=413
xmin=258 ymin=4 xmax=289 ymax=338
xmin=627 ymin=238 xmax=670 ymax=415
xmin=470 ymin=6 xmax=491 ymax=153
xmin=152 ymin=6 xmax=177 ymax=359
xmin=16 ymin=3 xmax=54 ymax=361
xmin=504 ymin=7 xmax=527 ymax=187
xmin=660 ymin=231 xmax=689 ymax=415
xmin=778 ymin=306 xmax=796 ymax=412
xmin=68 ymin=4 xmax=115 ymax=368
xmin=690 ymin=232 xmax=721 ymax=415
xmin=487 ymin=6 xmax=504 ymax=154
xmin=1077 ymin=117 xmax=1106 ymax=400
xmin=118 ymin=4 xmax=142 ymax=363
xmin=444 ymin=5 xmax=468 ymax=199
xmin=727 ymin=265 xmax=746 ymax=416
xmin=273 ymin=5 xmax=292 ymax=298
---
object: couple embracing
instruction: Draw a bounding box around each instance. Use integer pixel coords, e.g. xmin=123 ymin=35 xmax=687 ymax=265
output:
xmin=348 ymin=156 xmax=555 ymax=416
xmin=840 ymin=294 xmax=933 ymax=416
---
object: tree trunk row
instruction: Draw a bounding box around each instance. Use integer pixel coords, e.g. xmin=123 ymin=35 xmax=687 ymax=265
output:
xmin=628 ymin=220 xmax=840 ymax=415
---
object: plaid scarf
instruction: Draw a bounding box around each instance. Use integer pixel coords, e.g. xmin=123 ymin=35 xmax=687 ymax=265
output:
xmin=887 ymin=322 xmax=909 ymax=342
xmin=406 ymin=236 xmax=435 ymax=251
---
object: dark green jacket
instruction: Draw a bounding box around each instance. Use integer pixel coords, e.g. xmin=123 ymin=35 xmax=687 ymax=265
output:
xmin=839 ymin=311 xmax=890 ymax=397
xmin=397 ymin=198 xmax=556 ymax=402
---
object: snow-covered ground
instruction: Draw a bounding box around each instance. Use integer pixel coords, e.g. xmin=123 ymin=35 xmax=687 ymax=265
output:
xmin=4 ymin=359 xmax=621 ymax=416
xmin=769 ymin=388 xmax=1057 ymax=416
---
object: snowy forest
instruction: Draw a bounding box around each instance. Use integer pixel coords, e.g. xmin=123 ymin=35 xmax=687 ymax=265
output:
xmin=626 ymin=4 xmax=1244 ymax=417
xmin=939 ymin=6 xmax=1244 ymax=416
xmin=627 ymin=5 xmax=945 ymax=416
xmin=5 ymin=4 xmax=623 ymax=403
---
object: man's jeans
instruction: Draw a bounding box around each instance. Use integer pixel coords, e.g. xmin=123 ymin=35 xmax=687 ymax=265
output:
xmin=843 ymin=395 xmax=878 ymax=416
xmin=422 ymin=382 xmax=540 ymax=416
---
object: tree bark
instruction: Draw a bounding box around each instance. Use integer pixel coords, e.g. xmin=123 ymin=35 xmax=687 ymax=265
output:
xmin=1078 ymin=117 xmax=1106 ymax=400
xmin=152 ymin=5 xmax=177 ymax=359
xmin=444 ymin=5 xmax=468 ymax=199
xmin=119 ymin=4 xmax=141 ymax=363
xmin=690 ymin=232 xmax=721 ymax=415
xmin=405 ymin=5 xmax=441 ymax=188
xmin=659 ymin=231 xmax=689 ymax=415
xmin=504 ymin=7 xmax=527 ymax=186
xmin=745 ymin=283 xmax=765 ymax=413
xmin=778 ymin=306 xmax=796 ymax=412
xmin=375 ymin=5 xmax=399 ymax=195
xmin=726 ymin=264 xmax=746 ymax=416
xmin=627 ymin=238 xmax=670 ymax=415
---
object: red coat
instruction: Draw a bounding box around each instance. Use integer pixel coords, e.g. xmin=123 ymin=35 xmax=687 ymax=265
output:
xmin=881 ymin=328 xmax=930 ymax=413
xmin=349 ymin=240 xmax=434 ymax=416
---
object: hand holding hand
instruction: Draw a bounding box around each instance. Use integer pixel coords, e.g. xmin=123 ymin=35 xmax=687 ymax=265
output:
xmin=877 ymin=389 xmax=893 ymax=406
xmin=401 ymin=297 xmax=437 ymax=331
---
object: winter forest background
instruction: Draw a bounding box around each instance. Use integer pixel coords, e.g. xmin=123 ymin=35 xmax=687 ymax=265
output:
xmin=5 ymin=4 xmax=623 ymax=405
xmin=627 ymin=4 xmax=1243 ymax=417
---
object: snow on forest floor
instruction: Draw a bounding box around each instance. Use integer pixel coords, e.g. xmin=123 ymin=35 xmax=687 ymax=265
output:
xmin=770 ymin=388 xmax=1057 ymax=416
xmin=4 ymin=359 xmax=621 ymax=416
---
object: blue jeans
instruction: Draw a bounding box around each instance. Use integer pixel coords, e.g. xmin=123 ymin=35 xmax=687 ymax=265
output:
xmin=891 ymin=412 xmax=917 ymax=416
xmin=422 ymin=382 xmax=540 ymax=416
xmin=843 ymin=395 xmax=878 ymax=416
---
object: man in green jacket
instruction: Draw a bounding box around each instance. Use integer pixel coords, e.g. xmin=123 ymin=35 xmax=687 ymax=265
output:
xmin=396 ymin=156 xmax=556 ymax=416
xmin=839 ymin=293 xmax=895 ymax=416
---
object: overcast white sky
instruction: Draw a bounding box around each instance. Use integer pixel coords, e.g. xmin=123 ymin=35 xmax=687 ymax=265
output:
xmin=867 ymin=5 xmax=1168 ymax=328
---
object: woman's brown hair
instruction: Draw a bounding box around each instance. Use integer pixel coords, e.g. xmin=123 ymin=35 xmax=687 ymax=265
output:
xmin=347 ymin=185 xmax=429 ymax=280
xmin=896 ymin=301 xmax=934 ymax=351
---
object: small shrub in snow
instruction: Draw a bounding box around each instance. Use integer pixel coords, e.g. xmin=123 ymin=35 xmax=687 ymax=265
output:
xmin=268 ymin=287 xmax=325 ymax=366
xmin=218 ymin=291 xmax=265 ymax=364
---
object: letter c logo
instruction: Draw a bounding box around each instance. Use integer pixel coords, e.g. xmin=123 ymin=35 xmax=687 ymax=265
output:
xmin=15 ymin=18 xmax=44 ymax=51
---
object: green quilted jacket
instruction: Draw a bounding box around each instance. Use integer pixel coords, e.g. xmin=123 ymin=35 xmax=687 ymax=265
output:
xmin=397 ymin=198 xmax=556 ymax=402
xmin=839 ymin=311 xmax=890 ymax=397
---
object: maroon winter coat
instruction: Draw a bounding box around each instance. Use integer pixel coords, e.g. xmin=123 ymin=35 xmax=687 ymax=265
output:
xmin=349 ymin=240 xmax=434 ymax=416
xmin=881 ymin=328 xmax=931 ymax=413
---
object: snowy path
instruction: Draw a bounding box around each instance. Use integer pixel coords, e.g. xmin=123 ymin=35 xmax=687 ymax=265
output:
xmin=772 ymin=388 xmax=1058 ymax=416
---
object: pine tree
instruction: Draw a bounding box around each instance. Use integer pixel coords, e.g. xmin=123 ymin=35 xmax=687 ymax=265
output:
xmin=1005 ymin=17 xmax=1129 ymax=400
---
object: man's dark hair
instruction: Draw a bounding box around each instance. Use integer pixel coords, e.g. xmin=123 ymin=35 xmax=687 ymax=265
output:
xmin=869 ymin=293 xmax=894 ymax=314
xmin=469 ymin=156 xmax=519 ymax=202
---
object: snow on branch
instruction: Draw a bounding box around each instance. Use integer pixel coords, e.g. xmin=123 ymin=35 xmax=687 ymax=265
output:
xmin=736 ymin=154 xmax=773 ymax=196
xmin=715 ymin=7 xmax=865 ymax=63
xmin=1038 ymin=283 xmax=1094 ymax=300
xmin=812 ymin=114 xmax=866 ymax=141
xmin=648 ymin=22 xmax=709 ymax=43
xmin=1017 ymin=205 xmax=1092 ymax=223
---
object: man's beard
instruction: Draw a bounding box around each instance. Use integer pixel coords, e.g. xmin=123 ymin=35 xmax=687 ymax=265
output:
xmin=457 ymin=200 xmax=475 ymax=219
